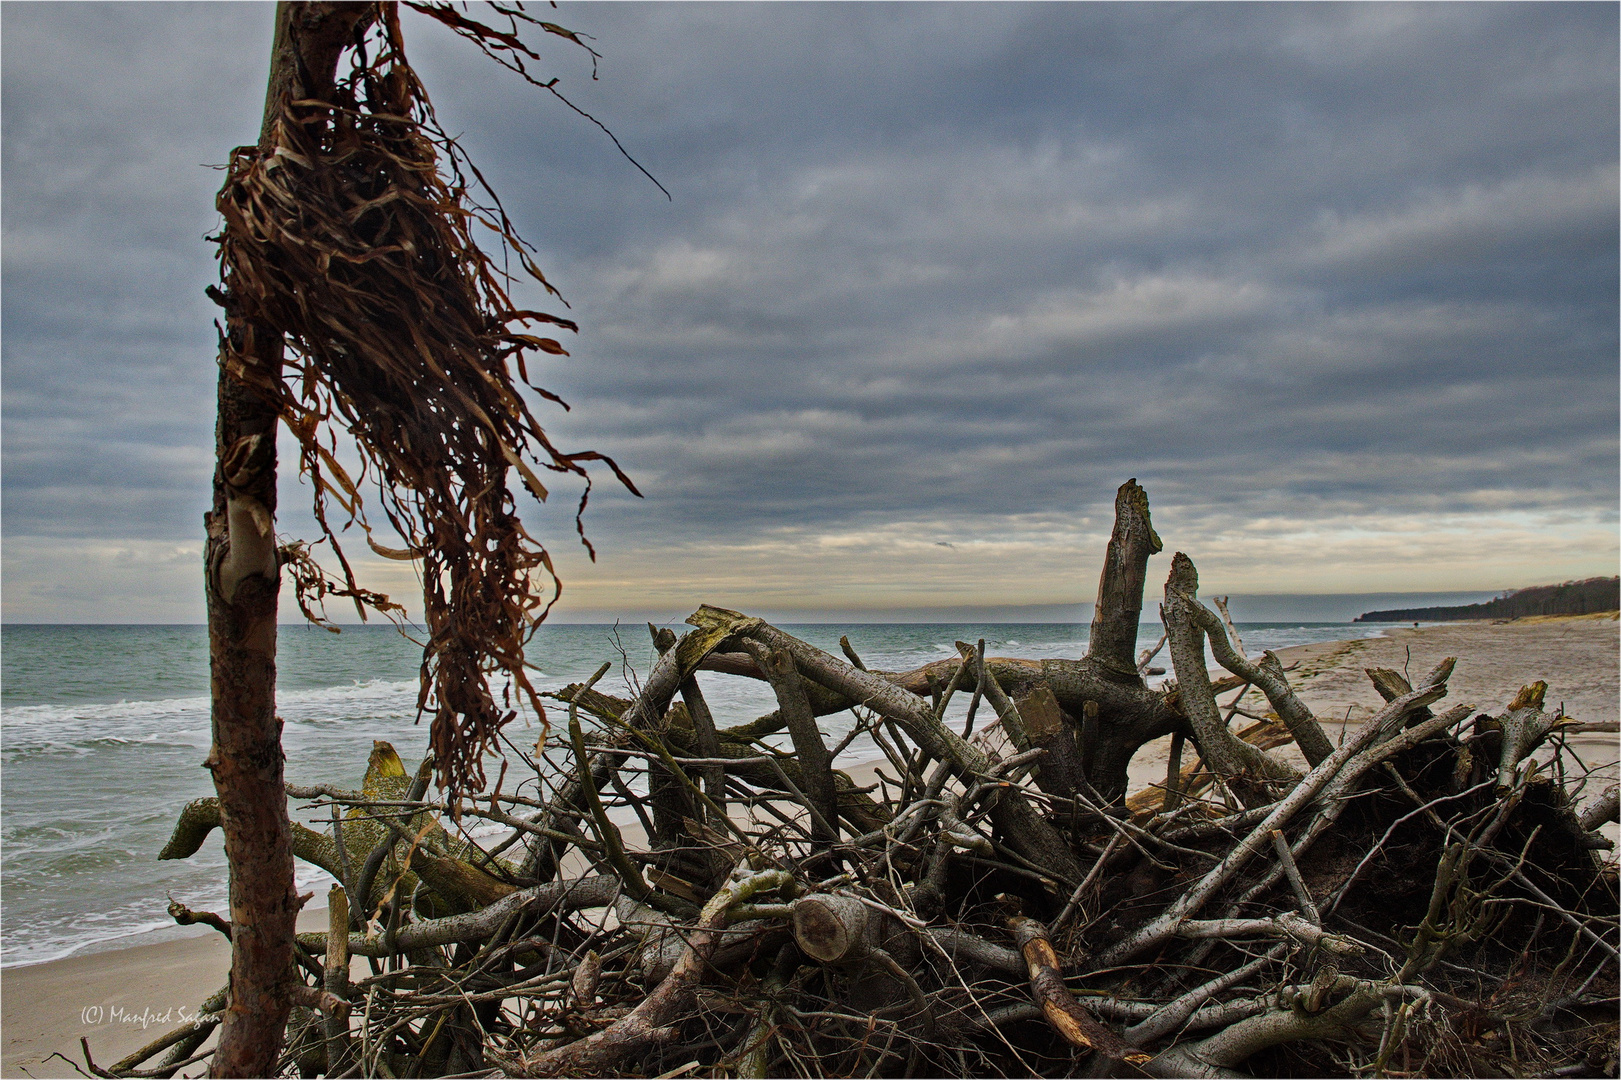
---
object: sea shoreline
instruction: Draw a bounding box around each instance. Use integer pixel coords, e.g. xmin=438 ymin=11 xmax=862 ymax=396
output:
xmin=0 ymin=618 xmax=1379 ymax=973
xmin=5 ymin=614 xmax=1615 ymax=1077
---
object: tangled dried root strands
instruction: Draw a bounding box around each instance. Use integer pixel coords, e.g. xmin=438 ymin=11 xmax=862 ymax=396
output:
xmin=214 ymin=4 xmax=640 ymax=799
xmin=403 ymin=0 xmax=670 ymax=200
xmin=278 ymin=538 xmax=408 ymax=634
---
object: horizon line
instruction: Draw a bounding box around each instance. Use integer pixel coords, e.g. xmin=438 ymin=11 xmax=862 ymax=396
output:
xmin=1 ymin=590 xmax=1512 ymax=627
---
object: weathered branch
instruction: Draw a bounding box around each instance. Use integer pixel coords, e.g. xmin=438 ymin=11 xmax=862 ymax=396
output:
xmin=1183 ymin=596 xmax=1334 ymax=766
xmin=1007 ymin=914 xmax=1152 ymax=1066
xmin=1148 ymin=978 xmax=1423 ymax=1078
xmin=1089 ymin=479 xmax=1164 ymax=677
xmin=515 ymin=868 xmax=793 ymax=1077
xmin=743 ymin=639 xmax=840 ymax=851
xmin=1162 ymin=552 xmax=1301 ymax=807
xmin=691 ymin=607 xmax=1084 ymax=884
xmin=297 ymin=875 xmax=622 ymax=956
xmin=1174 ymin=912 xmax=1359 ymax=954
xmin=1580 ymin=783 xmax=1620 ymax=832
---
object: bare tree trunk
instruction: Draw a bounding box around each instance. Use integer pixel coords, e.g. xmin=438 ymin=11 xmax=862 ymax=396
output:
xmin=205 ymin=6 xmax=370 ymax=1075
xmin=1088 ymin=478 xmax=1163 ymax=677
xmin=745 ymin=640 xmax=840 ymax=851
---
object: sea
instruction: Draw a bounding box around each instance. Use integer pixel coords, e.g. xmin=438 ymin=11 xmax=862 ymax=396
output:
xmin=0 ymin=619 xmax=1403 ymax=968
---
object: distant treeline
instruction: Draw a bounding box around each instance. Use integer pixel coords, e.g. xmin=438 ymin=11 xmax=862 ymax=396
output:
xmin=1354 ymin=577 xmax=1620 ymax=623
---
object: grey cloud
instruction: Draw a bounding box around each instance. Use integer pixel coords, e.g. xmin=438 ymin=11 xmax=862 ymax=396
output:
xmin=2 ymin=2 xmax=1615 ymax=612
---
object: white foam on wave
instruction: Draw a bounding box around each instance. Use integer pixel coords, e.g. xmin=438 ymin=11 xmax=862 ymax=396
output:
xmin=1 ymin=678 xmax=427 ymax=760
xmin=1 ymin=914 xmax=187 ymax=968
xmin=5 ymin=621 xmax=1376 ymax=967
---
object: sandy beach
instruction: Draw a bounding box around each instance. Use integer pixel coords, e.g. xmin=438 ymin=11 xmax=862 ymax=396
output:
xmin=5 ymin=614 xmax=1616 ymax=1078
xmin=3 ymin=909 xmax=331 ymax=1079
xmin=1124 ymin=611 xmax=1621 ymax=795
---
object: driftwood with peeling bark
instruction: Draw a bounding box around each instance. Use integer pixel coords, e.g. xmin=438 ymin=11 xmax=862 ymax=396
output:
xmin=124 ymin=481 xmax=1617 ymax=1079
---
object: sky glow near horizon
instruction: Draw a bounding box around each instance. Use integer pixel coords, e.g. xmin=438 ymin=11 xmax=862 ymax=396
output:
xmin=2 ymin=3 xmax=1617 ymax=624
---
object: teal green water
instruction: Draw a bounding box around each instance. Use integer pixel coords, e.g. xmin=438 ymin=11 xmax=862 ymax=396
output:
xmin=0 ymin=619 xmax=1387 ymax=966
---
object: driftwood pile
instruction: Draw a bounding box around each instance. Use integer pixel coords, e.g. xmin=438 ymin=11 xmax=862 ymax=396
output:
xmin=127 ymin=482 xmax=1617 ymax=1078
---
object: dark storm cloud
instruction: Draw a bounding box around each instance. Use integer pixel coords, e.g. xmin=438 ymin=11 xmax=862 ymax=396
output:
xmin=3 ymin=2 xmax=1616 ymax=614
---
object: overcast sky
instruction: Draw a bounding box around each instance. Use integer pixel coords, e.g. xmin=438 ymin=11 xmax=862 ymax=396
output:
xmin=3 ymin=2 xmax=1616 ymax=624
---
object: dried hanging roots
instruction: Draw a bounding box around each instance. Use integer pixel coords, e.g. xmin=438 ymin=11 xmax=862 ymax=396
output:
xmin=213 ymin=3 xmax=637 ymax=799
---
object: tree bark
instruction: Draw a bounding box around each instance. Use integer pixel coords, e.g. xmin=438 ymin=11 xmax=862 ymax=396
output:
xmin=1006 ymin=914 xmax=1151 ymax=1066
xmin=1162 ymin=552 xmax=1300 ymax=808
xmin=1088 ymin=478 xmax=1163 ymax=678
xmin=205 ymin=5 xmax=370 ymax=1075
xmin=744 ymin=640 xmax=840 ymax=851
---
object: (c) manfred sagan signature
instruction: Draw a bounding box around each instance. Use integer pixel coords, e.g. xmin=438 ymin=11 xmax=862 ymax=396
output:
xmin=80 ymin=1005 xmax=201 ymax=1029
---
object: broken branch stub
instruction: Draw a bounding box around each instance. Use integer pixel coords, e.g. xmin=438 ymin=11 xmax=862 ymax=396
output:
xmin=792 ymin=894 xmax=873 ymax=963
xmin=1089 ymin=478 xmax=1164 ymax=678
xmin=1007 ymin=914 xmax=1153 ymax=1066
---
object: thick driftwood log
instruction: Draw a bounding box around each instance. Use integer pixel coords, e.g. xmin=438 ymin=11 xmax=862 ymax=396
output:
xmin=790 ymin=893 xmax=929 ymax=1029
xmin=203 ymin=6 xmax=374 ymax=1074
xmin=792 ymin=894 xmax=875 ymax=963
xmin=1089 ymin=478 xmax=1164 ymax=677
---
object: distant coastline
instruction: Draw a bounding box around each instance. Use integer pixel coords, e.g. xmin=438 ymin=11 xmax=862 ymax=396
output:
xmin=1354 ymin=576 xmax=1620 ymax=623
